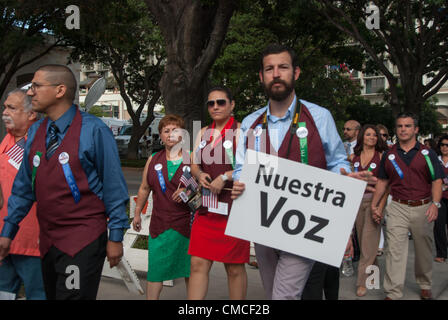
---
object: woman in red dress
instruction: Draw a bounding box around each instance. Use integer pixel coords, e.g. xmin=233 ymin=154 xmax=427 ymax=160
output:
xmin=188 ymin=86 xmax=250 ymax=299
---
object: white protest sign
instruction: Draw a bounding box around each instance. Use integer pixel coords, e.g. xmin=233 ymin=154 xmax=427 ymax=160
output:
xmin=225 ymin=149 xmax=366 ymax=267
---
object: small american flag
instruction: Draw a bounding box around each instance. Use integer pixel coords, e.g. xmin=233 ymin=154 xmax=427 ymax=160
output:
xmin=202 ymin=187 xmax=218 ymax=209
xmin=6 ymin=138 xmax=25 ymax=165
xmin=180 ymin=169 xmax=198 ymax=190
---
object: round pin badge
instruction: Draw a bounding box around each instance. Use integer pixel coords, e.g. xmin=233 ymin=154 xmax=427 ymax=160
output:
xmin=58 ymin=152 xmax=69 ymax=165
xmin=354 ymin=162 xmax=360 ymax=167
xmin=223 ymin=140 xmax=233 ymax=149
xmin=199 ymin=140 xmax=207 ymax=149
xmin=254 ymin=126 xmax=263 ymax=137
xmin=388 ymin=154 xmax=395 ymax=161
xmin=183 ymin=166 xmax=190 ymax=172
xmin=154 ymin=163 xmax=163 ymax=171
xmin=296 ymin=127 xmax=308 ymax=139
xmin=33 ymin=155 xmax=40 ymax=167
xmin=370 ymin=163 xmax=377 ymax=169
xmin=421 ymin=149 xmax=429 ymax=156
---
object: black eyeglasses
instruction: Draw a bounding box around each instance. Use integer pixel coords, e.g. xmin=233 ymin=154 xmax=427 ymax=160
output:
xmin=381 ymin=134 xmax=388 ymax=138
xmin=343 ymin=127 xmax=356 ymax=131
xmin=441 ymin=143 xmax=448 ymax=147
xmin=207 ymin=99 xmax=227 ymax=108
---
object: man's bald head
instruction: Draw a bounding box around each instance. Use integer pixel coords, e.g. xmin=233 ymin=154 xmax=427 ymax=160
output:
xmin=343 ymin=120 xmax=361 ymax=142
xmin=36 ymin=64 xmax=77 ymax=102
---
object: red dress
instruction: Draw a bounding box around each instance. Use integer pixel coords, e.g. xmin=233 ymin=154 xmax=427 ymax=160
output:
xmin=188 ymin=118 xmax=250 ymax=263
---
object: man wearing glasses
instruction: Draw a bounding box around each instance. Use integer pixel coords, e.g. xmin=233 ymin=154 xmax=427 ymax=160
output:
xmin=343 ymin=120 xmax=361 ymax=157
xmin=0 ymin=64 xmax=130 ymax=300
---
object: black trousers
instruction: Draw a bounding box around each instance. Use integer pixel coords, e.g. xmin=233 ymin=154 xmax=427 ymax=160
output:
xmin=41 ymin=232 xmax=107 ymax=300
xmin=434 ymin=198 xmax=448 ymax=258
xmin=301 ymin=261 xmax=340 ymax=300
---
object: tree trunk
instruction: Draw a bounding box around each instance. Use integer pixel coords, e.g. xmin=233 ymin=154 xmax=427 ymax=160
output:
xmin=146 ymin=0 xmax=236 ymax=145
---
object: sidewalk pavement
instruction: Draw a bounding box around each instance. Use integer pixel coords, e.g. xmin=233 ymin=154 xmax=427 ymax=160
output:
xmin=98 ymin=240 xmax=448 ymax=300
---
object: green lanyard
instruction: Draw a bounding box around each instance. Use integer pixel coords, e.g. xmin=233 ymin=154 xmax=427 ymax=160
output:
xmin=298 ymin=122 xmax=308 ymax=164
xmin=31 ymin=151 xmax=42 ymax=192
xmin=224 ymin=146 xmax=235 ymax=169
xmin=262 ymin=101 xmax=307 ymax=163
xmin=423 ymin=153 xmax=435 ymax=180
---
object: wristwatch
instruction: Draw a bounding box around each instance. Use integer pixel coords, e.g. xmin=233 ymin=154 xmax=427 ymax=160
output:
xmin=220 ymin=174 xmax=228 ymax=182
xmin=433 ymin=201 xmax=441 ymax=208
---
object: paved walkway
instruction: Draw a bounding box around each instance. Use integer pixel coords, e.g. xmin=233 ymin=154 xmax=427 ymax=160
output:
xmin=98 ymin=239 xmax=448 ymax=300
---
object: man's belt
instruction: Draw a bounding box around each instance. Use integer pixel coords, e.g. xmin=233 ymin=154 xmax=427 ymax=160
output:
xmin=392 ymin=198 xmax=431 ymax=207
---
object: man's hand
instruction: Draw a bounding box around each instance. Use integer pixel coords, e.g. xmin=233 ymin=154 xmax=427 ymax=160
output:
xmin=106 ymin=240 xmax=123 ymax=268
xmin=345 ymin=235 xmax=354 ymax=258
xmin=231 ymin=181 xmax=246 ymax=200
xmin=0 ymin=237 xmax=12 ymax=266
xmin=425 ymin=203 xmax=439 ymax=223
xmin=340 ymin=168 xmax=378 ymax=193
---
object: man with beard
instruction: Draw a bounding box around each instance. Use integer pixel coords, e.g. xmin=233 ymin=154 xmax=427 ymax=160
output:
xmin=231 ymin=44 xmax=361 ymax=300
xmin=0 ymin=89 xmax=45 ymax=299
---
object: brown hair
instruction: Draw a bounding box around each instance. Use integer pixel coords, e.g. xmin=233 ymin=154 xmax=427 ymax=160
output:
xmin=158 ymin=114 xmax=185 ymax=133
xmin=353 ymin=124 xmax=388 ymax=156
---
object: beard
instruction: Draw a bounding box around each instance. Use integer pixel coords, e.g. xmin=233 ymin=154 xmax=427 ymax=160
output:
xmin=262 ymin=76 xmax=295 ymax=102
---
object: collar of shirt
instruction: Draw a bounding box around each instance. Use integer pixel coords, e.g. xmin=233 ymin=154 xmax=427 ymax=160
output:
xmin=438 ymin=155 xmax=448 ymax=168
xmin=396 ymin=141 xmax=420 ymax=153
xmin=46 ymin=104 xmax=77 ymax=135
xmin=266 ymin=95 xmax=296 ymax=124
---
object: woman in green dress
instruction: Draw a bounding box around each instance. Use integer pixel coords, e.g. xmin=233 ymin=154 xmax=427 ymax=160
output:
xmin=132 ymin=114 xmax=191 ymax=299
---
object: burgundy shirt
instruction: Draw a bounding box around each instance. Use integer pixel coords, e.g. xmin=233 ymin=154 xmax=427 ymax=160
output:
xmin=146 ymin=149 xmax=191 ymax=238
xmin=247 ymin=103 xmax=326 ymax=169
xmin=29 ymin=109 xmax=107 ymax=257
xmin=196 ymin=119 xmax=237 ymax=215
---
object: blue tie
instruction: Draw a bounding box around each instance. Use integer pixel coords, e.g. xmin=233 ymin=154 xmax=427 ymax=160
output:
xmin=46 ymin=122 xmax=59 ymax=159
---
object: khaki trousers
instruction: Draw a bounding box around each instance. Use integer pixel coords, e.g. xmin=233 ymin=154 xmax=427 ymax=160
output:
xmin=355 ymin=198 xmax=381 ymax=287
xmin=383 ymin=201 xmax=434 ymax=299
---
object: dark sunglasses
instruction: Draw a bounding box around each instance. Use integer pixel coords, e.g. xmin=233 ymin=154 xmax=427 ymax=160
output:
xmin=440 ymin=143 xmax=448 ymax=147
xmin=207 ymin=99 xmax=227 ymax=107
xmin=381 ymin=133 xmax=388 ymax=138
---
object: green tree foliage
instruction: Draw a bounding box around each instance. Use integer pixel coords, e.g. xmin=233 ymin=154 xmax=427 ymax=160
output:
xmin=61 ymin=0 xmax=165 ymax=159
xmin=318 ymin=0 xmax=448 ymax=116
xmin=211 ymin=0 xmax=369 ymax=127
xmin=0 ymin=0 xmax=72 ymax=99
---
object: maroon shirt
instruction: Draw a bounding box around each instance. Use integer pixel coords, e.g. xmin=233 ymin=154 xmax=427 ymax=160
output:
xmin=196 ymin=119 xmax=237 ymax=215
xmin=247 ymin=103 xmax=326 ymax=169
xmin=147 ymin=149 xmax=191 ymax=238
xmin=351 ymin=151 xmax=381 ymax=194
xmin=29 ymin=109 xmax=107 ymax=257
xmin=384 ymin=144 xmax=432 ymax=200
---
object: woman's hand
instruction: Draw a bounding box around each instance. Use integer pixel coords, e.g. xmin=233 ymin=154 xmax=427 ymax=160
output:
xmin=209 ymin=175 xmax=226 ymax=195
xmin=198 ymin=172 xmax=212 ymax=189
xmin=172 ymin=188 xmax=186 ymax=203
xmin=132 ymin=214 xmax=142 ymax=232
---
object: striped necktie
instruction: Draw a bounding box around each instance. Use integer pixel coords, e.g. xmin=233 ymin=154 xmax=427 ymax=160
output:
xmin=46 ymin=122 xmax=59 ymax=159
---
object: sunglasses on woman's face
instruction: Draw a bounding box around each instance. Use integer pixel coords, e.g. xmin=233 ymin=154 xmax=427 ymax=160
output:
xmin=440 ymin=143 xmax=448 ymax=147
xmin=381 ymin=133 xmax=388 ymax=138
xmin=207 ymin=99 xmax=227 ymax=108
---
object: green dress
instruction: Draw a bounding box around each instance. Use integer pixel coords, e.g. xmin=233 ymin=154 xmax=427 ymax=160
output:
xmin=147 ymin=154 xmax=191 ymax=282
